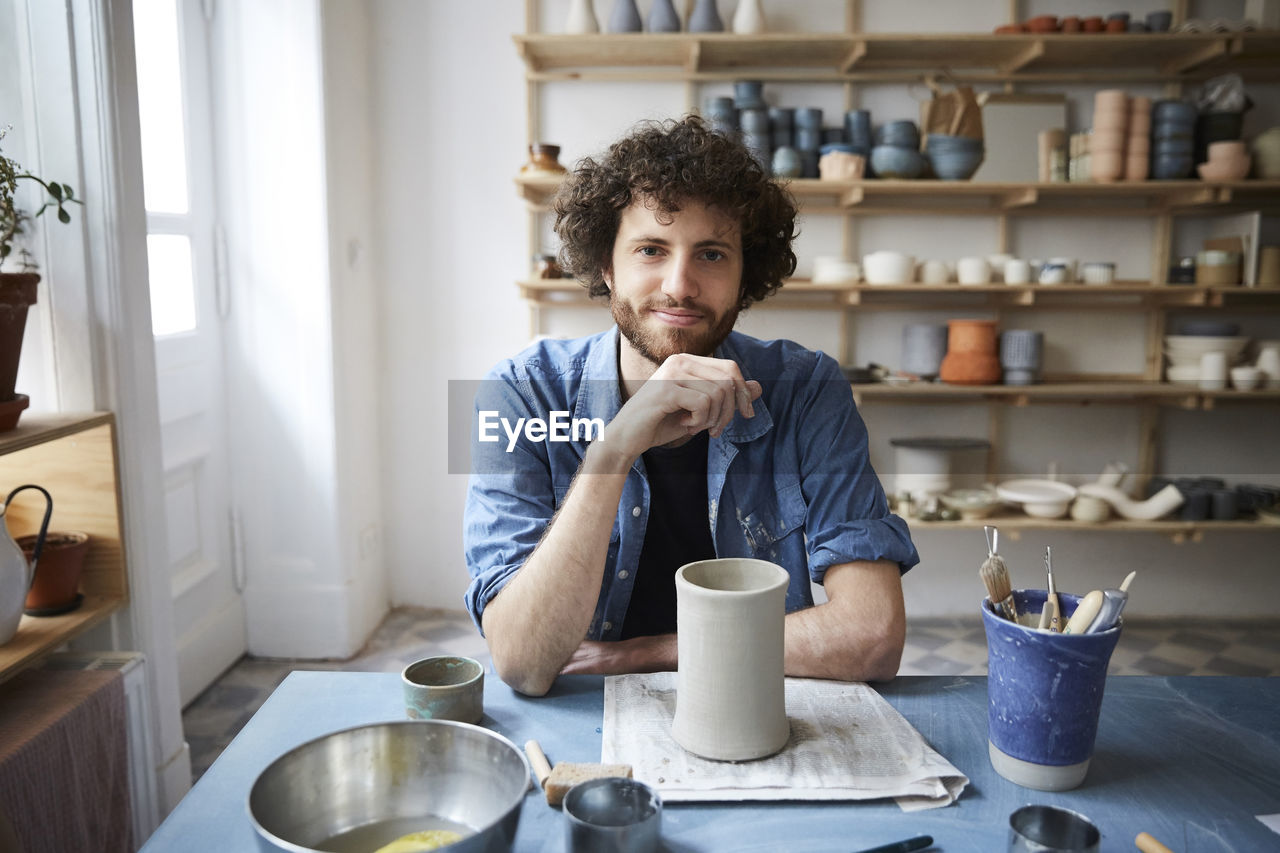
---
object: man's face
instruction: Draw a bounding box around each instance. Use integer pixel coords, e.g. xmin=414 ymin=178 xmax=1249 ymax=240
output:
xmin=606 ymin=197 xmax=744 ymax=366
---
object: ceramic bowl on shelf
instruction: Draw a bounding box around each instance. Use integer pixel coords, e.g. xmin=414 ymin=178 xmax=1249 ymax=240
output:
xmin=1164 ymin=364 xmax=1202 ymax=385
xmin=811 ymin=256 xmax=862 ymax=284
xmin=996 ymin=479 xmax=1078 ymax=519
xmin=870 ymin=145 xmax=926 ymax=180
xmin=862 ymin=250 xmax=915 ymax=284
xmin=1163 ymin=335 xmax=1249 ymax=365
xmin=939 ymin=488 xmax=1002 ymax=520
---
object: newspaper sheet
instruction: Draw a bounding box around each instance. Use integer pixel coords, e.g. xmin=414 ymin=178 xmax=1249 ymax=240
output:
xmin=602 ymin=672 xmax=968 ymax=811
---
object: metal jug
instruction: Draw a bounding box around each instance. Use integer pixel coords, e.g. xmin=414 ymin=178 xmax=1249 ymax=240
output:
xmin=0 ymin=484 xmax=53 ymax=645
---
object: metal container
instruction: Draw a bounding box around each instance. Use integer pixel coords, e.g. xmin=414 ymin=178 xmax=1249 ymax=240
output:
xmin=248 ymin=720 xmax=530 ymax=853
xmin=564 ymin=777 xmax=662 ymax=853
xmin=1007 ymin=804 xmax=1100 ymax=852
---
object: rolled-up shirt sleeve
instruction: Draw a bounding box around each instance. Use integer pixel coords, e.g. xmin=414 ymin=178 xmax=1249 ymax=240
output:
xmin=463 ymin=368 xmax=556 ymax=634
xmin=795 ymin=354 xmax=919 ymax=582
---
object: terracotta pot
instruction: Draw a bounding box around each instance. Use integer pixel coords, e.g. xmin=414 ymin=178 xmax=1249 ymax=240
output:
xmin=520 ymin=143 xmax=567 ymax=175
xmin=939 ymin=319 xmax=1002 ymax=385
xmin=20 ymin=531 xmax=90 ymax=614
xmin=0 ymin=272 xmax=39 ymax=414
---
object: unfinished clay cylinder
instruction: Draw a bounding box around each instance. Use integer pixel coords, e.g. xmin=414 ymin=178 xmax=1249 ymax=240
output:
xmin=671 ymin=558 xmax=790 ymax=761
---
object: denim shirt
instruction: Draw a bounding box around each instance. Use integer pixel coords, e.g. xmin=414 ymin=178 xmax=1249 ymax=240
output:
xmin=463 ymin=327 xmax=919 ymax=640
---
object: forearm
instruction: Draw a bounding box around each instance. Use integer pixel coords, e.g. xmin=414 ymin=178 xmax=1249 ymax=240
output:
xmin=782 ymin=560 xmax=906 ymax=683
xmin=482 ymin=441 xmax=633 ymax=695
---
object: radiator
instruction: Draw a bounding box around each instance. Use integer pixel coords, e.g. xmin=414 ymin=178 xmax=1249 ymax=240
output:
xmin=39 ymin=652 xmax=160 ymax=850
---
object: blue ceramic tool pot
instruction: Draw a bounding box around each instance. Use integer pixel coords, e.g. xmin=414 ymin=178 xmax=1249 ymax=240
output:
xmin=982 ymin=590 xmax=1121 ymax=791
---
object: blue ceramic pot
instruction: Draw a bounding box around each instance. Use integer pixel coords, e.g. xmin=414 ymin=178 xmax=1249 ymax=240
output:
xmin=870 ymin=145 xmax=925 ymax=179
xmin=608 ymin=0 xmax=642 ymax=32
xmin=688 ymin=0 xmax=723 ymax=32
xmin=647 ymin=0 xmax=681 ymax=31
xmin=928 ymin=147 xmax=984 ymax=180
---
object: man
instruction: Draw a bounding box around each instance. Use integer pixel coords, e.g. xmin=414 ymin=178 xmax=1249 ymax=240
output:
xmin=465 ymin=116 xmax=918 ymax=696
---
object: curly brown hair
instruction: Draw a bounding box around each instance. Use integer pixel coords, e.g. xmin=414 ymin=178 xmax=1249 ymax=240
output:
xmin=553 ymin=115 xmax=798 ymax=310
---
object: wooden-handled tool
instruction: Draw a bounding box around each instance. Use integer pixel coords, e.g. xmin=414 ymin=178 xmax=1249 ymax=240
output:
xmin=1134 ymin=831 xmax=1175 ymax=853
xmin=1062 ymin=589 xmax=1104 ymax=634
xmin=524 ymin=739 xmax=633 ymax=806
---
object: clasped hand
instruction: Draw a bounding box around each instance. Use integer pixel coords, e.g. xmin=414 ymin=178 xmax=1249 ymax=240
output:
xmin=603 ymin=354 xmax=762 ymax=460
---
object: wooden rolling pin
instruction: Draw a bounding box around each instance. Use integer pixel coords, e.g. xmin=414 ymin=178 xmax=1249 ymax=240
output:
xmin=1135 ymin=831 xmax=1175 ymax=853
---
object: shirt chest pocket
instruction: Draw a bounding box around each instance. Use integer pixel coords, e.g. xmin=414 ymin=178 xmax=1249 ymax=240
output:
xmin=738 ymin=480 xmax=806 ymax=556
xmin=554 ymin=484 xmax=621 ymax=545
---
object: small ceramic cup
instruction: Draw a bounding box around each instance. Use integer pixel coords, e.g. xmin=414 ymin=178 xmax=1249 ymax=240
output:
xmin=1199 ymin=351 xmax=1228 ymax=390
xmin=957 ymin=256 xmax=992 ymax=285
xmin=401 ymin=655 xmax=484 ymax=723
xmin=921 ymin=259 xmax=951 ymax=284
xmin=1004 ymin=259 xmax=1031 ymax=285
xmin=1230 ymin=366 xmax=1261 ymax=391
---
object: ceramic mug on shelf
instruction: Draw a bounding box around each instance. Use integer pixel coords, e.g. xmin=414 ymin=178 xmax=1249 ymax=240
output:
xmin=956 ymin=257 xmax=992 ymax=285
xmin=1199 ymin=351 xmax=1228 ymax=390
xmin=1004 ymin=259 xmax=1031 ymax=285
xmin=920 ymin=259 xmax=951 ymax=284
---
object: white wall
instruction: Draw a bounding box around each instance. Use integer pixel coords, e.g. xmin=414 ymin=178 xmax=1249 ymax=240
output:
xmin=212 ymin=0 xmax=387 ymax=658
xmin=373 ymin=0 xmax=1280 ymax=622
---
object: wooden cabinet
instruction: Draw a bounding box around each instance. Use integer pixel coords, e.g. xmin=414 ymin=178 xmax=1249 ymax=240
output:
xmin=510 ymin=10 xmax=1280 ymax=533
xmin=0 ymin=413 xmax=128 ymax=682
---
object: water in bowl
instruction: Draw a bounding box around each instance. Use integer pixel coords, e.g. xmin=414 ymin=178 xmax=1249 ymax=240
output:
xmin=318 ymin=815 xmax=473 ymax=853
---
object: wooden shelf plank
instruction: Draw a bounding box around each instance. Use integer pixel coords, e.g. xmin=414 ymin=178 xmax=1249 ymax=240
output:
xmin=0 ymin=412 xmax=114 ymax=456
xmin=852 ymin=382 xmax=1280 ymax=405
xmin=0 ymin=595 xmax=127 ymax=683
xmin=515 ymin=173 xmax=1280 ymax=214
xmin=904 ymin=512 xmax=1280 ymax=533
xmin=512 ymin=32 xmax=1280 ymax=80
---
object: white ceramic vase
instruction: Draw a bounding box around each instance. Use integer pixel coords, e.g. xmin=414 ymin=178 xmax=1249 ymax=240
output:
xmin=732 ymin=0 xmax=766 ymax=34
xmin=671 ymin=558 xmax=790 ymax=761
xmin=565 ymin=0 xmax=600 ymax=34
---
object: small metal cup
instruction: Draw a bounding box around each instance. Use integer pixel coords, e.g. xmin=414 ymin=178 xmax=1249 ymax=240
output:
xmin=401 ymin=655 xmax=484 ymax=723
xmin=563 ymin=777 xmax=662 ymax=853
xmin=1008 ymin=805 xmax=1100 ymax=852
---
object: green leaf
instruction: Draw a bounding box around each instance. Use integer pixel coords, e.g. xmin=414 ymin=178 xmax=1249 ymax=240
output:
xmin=48 ymin=182 xmax=62 ymax=200
xmin=62 ymin=184 xmax=73 ymax=199
xmin=58 ymin=207 xmax=70 ymax=224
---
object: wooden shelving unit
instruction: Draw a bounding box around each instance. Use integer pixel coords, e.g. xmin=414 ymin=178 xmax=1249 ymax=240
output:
xmin=512 ymin=4 xmax=1280 ymax=530
xmin=513 ymin=32 xmax=1280 ymax=83
xmin=0 ymin=413 xmax=127 ymax=683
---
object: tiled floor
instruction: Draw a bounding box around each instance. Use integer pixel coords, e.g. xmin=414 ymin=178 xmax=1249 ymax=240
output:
xmin=182 ymin=608 xmax=1280 ymax=782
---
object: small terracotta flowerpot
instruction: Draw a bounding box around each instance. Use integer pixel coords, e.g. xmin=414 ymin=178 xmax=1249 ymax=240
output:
xmin=20 ymin=531 xmax=90 ymax=615
xmin=939 ymin=319 xmax=1002 ymax=385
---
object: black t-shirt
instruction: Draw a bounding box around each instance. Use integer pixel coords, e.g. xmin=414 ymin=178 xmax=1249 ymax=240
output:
xmin=620 ymin=432 xmax=716 ymax=639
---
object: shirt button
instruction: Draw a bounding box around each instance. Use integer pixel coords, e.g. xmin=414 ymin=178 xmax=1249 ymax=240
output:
xmin=603 ymin=621 xmax=613 ymax=631
xmin=632 ymin=506 xmax=641 ymax=517
xmin=618 ymin=570 xmax=629 ymax=579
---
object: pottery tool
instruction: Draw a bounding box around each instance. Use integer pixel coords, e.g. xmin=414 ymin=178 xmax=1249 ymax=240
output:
xmin=1062 ymin=588 xmax=1104 ymax=634
xmin=1086 ymin=570 xmax=1137 ymax=634
xmin=1039 ymin=546 xmax=1061 ymax=632
xmin=1134 ymin=831 xmax=1175 ymax=853
xmin=852 ymin=835 xmax=934 ymax=853
xmin=524 ymin=739 xmax=632 ymax=807
xmin=979 ymin=525 xmax=1017 ymax=622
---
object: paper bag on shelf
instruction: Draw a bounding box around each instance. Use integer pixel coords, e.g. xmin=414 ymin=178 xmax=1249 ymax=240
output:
xmin=920 ymin=73 xmax=984 ymax=148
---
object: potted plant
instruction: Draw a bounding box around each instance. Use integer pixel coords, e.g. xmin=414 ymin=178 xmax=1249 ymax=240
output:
xmin=1 ymin=124 xmax=83 ymax=431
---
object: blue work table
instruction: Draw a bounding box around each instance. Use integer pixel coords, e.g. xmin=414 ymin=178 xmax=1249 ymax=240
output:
xmin=141 ymin=673 xmax=1280 ymax=852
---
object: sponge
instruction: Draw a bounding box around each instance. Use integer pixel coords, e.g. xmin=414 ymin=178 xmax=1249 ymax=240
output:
xmin=524 ymin=740 xmax=633 ymax=807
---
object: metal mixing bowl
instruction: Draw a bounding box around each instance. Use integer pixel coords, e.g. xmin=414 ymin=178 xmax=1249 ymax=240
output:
xmin=248 ymin=720 xmax=530 ymax=853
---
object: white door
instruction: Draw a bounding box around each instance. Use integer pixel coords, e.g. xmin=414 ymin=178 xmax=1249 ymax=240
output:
xmin=134 ymin=0 xmax=245 ymax=706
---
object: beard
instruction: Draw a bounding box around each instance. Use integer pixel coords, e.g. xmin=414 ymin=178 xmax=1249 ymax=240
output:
xmin=612 ymin=294 xmax=740 ymax=365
